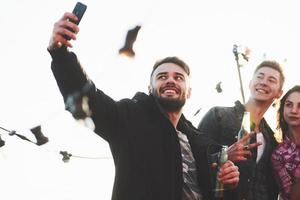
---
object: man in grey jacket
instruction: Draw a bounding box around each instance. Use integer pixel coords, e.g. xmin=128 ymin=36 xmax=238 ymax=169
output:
xmin=198 ymin=60 xmax=285 ymax=200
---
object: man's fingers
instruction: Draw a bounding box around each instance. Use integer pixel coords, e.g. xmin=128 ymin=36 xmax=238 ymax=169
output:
xmin=61 ymin=12 xmax=78 ymax=22
xmin=60 ymin=27 xmax=77 ymax=40
xmin=56 ymin=18 xmax=79 ymax=39
xmin=236 ymin=156 xmax=247 ymax=161
xmin=53 ymin=17 xmax=79 ymax=45
xmin=56 ymin=13 xmax=79 ymax=38
xmin=239 ymin=131 xmax=255 ymax=143
xmin=218 ymin=162 xmax=239 ymax=184
xmin=228 ymin=133 xmax=262 ymax=162
xmin=52 ymin=34 xmax=73 ymax=48
xmin=248 ymin=142 xmax=262 ymax=149
xmin=243 ymin=145 xmax=250 ymax=151
xmin=219 ymin=165 xmax=238 ymax=176
xmin=48 ymin=12 xmax=79 ymax=50
xmin=242 ymin=142 xmax=262 ymax=152
xmin=229 ymin=149 xmax=252 ymax=162
xmin=221 ymin=160 xmax=234 ymax=168
xmin=66 ymin=20 xmax=80 ymax=34
xmin=220 ymin=176 xmax=239 ymax=185
xmin=59 ymin=36 xmax=73 ymax=48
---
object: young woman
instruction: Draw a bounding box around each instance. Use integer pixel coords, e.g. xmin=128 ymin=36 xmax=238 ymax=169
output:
xmin=272 ymin=85 xmax=300 ymax=200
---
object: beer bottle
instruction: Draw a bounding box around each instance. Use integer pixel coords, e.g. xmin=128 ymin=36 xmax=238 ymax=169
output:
xmin=237 ymin=111 xmax=251 ymax=144
xmin=214 ymin=145 xmax=228 ymax=199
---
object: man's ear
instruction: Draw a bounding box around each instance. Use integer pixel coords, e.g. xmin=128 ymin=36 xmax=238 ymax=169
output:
xmin=148 ymin=85 xmax=152 ymax=94
xmin=276 ymin=89 xmax=283 ymax=99
xmin=187 ymin=87 xmax=192 ymax=99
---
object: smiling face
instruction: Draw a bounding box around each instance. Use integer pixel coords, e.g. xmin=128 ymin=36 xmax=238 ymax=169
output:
xmin=149 ymin=62 xmax=191 ymax=112
xmin=249 ymin=66 xmax=283 ymax=103
xmin=283 ymin=92 xmax=300 ymax=128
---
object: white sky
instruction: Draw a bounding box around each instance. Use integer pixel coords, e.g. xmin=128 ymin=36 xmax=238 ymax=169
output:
xmin=1 ymin=0 xmax=300 ymax=199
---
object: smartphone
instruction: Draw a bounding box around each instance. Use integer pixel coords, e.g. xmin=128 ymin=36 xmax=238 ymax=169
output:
xmin=64 ymin=2 xmax=87 ymax=40
xmin=71 ymin=2 xmax=87 ymax=25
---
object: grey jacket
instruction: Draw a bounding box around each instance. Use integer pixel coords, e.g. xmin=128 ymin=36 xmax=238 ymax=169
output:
xmin=198 ymin=101 xmax=279 ymax=200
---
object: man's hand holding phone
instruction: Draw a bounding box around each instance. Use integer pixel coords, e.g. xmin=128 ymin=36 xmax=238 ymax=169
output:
xmin=48 ymin=2 xmax=87 ymax=51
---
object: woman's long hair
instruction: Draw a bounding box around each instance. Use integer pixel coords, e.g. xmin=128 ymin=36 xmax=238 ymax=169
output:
xmin=277 ymin=85 xmax=300 ymax=139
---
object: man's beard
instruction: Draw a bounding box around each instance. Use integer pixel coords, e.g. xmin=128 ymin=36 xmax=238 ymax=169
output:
xmin=155 ymin=95 xmax=185 ymax=112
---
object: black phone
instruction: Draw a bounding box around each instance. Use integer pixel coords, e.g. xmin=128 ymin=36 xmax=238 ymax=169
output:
xmin=64 ymin=2 xmax=87 ymax=40
xmin=71 ymin=2 xmax=87 ymax=25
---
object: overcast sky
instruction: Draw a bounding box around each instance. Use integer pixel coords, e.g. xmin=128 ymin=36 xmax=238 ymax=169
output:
xmin=1 ymin=0 xmax=300 ymax=199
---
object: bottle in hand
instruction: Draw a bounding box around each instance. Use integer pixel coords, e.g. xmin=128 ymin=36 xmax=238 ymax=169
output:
xmin=214 ymin=145 xmax=228 ymax=199
xmin=237 ymin=111 xmax=251 ymax=144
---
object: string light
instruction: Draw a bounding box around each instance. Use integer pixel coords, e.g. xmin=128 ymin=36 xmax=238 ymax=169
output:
xmin=1 ymin=124 xmax=111 ymax=162
xmin=215 ymin=81 xmax=222 ymax=93
xmin=0 ymin=125 xmax=48 ymax=146
xmin=119 ymin=25 xmax=141 ymax=58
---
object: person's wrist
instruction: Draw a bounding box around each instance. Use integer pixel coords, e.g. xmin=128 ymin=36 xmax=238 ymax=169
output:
xmin=47 ymin=44 xmax=68 ymax=59
xmin=48 ymin=42 xmax=62 ymax=52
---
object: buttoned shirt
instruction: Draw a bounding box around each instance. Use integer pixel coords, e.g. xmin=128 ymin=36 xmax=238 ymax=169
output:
xmin=272 ymin=136 xmax=300 ymax=200
xmin=177 ymin=130 xmax=203 ymax=200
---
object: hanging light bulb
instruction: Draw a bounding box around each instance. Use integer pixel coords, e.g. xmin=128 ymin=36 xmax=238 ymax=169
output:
xmin=60 ymin=151 xmax=72 ymax=163
xmin=215 ymin=81 xmax=222 ymax=93
xmin=0 ymin=135 xmax=5 ymax=147
xmin=30 ymin=125 xmax=49 ymax=146
xmin=119 ymin=25 xmax=141 ymax=58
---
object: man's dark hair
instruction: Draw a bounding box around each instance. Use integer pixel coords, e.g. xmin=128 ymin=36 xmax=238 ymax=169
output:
xmin=277 ymin=85 xmax=300 ymax=139
xmin=150 ymin=56 xmax=190 ymax=77
xmin=254 ymin=60 xmax=285 ymax=89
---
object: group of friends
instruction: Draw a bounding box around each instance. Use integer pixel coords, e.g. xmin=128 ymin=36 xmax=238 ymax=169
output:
xmin=47 ymin=11 xmax=300 ymax=200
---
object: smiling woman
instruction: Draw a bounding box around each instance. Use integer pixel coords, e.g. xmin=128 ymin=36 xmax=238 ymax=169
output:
xmin=1 ymin=0 xmax=300 ymax=199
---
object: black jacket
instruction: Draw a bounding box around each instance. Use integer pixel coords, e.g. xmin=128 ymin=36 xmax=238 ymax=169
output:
xmin=49 ymin=47 xmax=216 ymax=200
xmin=198 ymin=101 xmax=279 ymax=200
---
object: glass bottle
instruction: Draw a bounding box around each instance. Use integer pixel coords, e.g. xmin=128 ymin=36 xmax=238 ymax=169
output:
xmin=237 ymin=111 xmax=251 ymax=144
xmin=214 ymin=145 xmax=228 ymax=199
